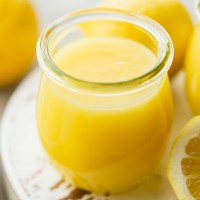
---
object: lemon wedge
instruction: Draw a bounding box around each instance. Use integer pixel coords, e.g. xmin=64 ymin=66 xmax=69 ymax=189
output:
xmin=168 ymin=116 xmax=200 ymax=200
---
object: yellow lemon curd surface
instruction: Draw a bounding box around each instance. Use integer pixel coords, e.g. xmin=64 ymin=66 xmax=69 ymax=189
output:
xmin=37 ymin=37 xmax=173 ymax=194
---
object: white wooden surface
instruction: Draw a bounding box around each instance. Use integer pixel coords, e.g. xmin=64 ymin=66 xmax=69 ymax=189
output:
xmin=0 ymin=0 xmax=196 ymax=199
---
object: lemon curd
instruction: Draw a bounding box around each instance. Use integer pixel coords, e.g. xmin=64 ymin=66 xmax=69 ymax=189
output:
xmin=37 ymin=37 xmax=173 ymax=193
xmin=37 ymin=10 xmax=174 ymax=194
xmin=54 ymin=37 xmax=157 ymax=83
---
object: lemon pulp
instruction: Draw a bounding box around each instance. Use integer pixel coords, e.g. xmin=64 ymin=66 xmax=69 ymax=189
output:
xmin=168 ymin=116 xmax=200 ymax=200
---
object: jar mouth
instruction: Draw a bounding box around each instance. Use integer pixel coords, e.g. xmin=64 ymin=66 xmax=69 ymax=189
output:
xmin=37 ymin=8 xmax=174 ymax=91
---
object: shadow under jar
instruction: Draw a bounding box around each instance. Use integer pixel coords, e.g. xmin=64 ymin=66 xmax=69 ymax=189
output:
xmin=36 ymin=9 xmax=174 ymax=194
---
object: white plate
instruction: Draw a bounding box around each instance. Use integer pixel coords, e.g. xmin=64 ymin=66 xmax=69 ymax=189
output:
xmin=0 ymin=68 xmax=193 ymax=200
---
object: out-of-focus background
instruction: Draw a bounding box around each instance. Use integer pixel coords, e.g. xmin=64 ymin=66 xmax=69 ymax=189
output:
xmin=0 ymin=0 xmax=196 ymax=199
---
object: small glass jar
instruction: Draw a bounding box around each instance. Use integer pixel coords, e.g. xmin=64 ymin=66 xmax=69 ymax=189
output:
xmin=36 ymin=9 xmax=174 ymax=194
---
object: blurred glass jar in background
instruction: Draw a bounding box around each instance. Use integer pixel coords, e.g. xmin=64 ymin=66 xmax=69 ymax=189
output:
xmin=0 ymin=0 xmax=38 ymax=87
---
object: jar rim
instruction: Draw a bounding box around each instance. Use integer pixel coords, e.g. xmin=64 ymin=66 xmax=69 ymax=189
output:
xmin=37 ymin=8 xmax=174 ymax=91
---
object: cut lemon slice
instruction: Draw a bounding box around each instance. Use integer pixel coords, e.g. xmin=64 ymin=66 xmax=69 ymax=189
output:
xmin=168 ymin=116 xmax=200 ymax=200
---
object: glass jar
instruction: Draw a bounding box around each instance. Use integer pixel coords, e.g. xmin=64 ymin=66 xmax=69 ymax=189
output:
xmin=36 ymin=9 xmax=174 ymax=194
